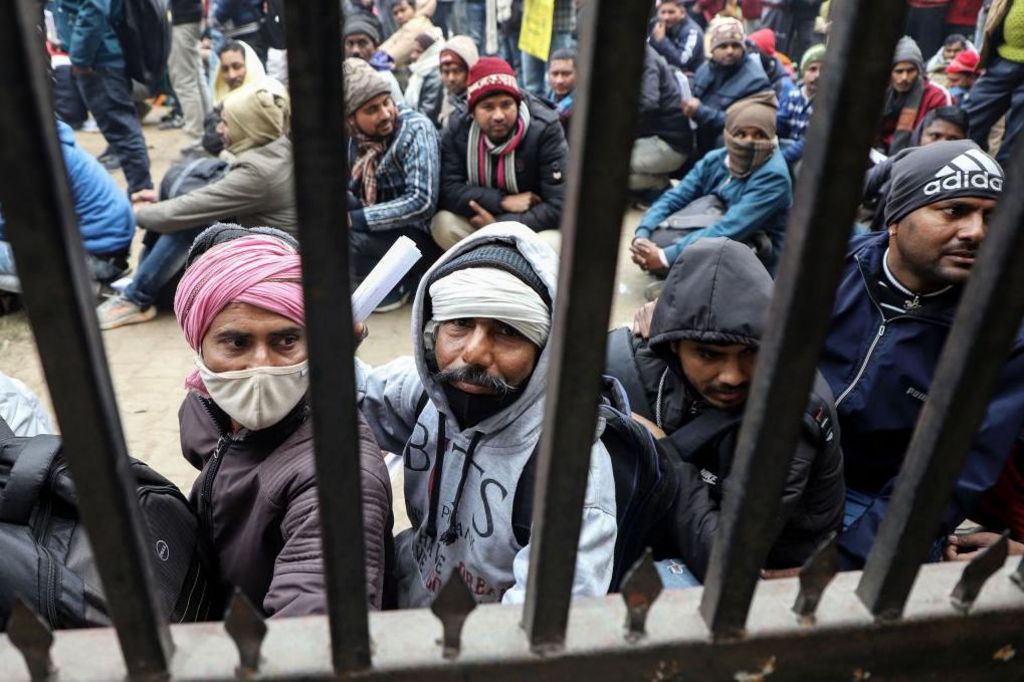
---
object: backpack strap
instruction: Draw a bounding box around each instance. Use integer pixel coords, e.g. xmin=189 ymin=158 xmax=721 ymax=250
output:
xmin=0 ymin=434 xmax=62 ymax=525
xmin=0 ymin=415 xmax=15 ymax=444
xmin=512 ymin=449 xmax=538 ymax=548
xmin=605 ymin=327 xmax=652 ymax=421
xmin=663 ymin=409 xmax=743 ymax=463
xmin=414 ymin=389 xmax=430 ymax=418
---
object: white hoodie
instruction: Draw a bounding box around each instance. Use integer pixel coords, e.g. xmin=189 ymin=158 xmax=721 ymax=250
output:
xmin=357 ymin=223 xmax=617 ymax=607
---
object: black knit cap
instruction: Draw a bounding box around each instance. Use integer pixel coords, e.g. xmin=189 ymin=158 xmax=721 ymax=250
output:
xmin=185 ymin=223 xmax=299 ymax=269
xmin=426 ymin=241 xmax=551 ymax=307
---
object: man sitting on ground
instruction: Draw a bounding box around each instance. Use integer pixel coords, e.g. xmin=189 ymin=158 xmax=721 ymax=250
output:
xmin=821 ymin=141 xmax=1024 ymax=568
xmin=878 ymin=36 xmax=952 ymax=155
xmin=546 ymin=48 xmax=577 ymax=136
xmin=685 ymin=17 xmax=771 ymax=158
xmin=648 ymin=0 xmax=706 ymax=76
xmin=343 ymin=13 xmax=404 ymax=103
xmin=776 ymin=43 xmax=825 ymax=165
xmin=432 ymin=58 xmax=568 ymax=252
xmin=632 ymin=92 xmax=792 ymax=278
xmin=357 ymin=222 xmax=617 ymax=606
xmin=97 ymin=81 xmax=295 ymax=329
xmin=344 ymin=58 xmax=442 ymax=311
xmin=610 ymin=238 xmax=843 ymax=583
xmin=438 ymin=35 xmax=479 ymax=129
xmin=630 ymin=46 xmax=694 ymax=196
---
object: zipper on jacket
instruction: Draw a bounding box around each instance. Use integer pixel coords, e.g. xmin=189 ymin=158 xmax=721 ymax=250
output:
xmin=200 ymin=435 xmax=232 ymax=534
xmin=836 ymin=323 xmax=886 ymax=407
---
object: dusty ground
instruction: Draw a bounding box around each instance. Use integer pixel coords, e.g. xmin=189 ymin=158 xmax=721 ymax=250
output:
xmin=0 ymin=109 xmax=650 ymax=525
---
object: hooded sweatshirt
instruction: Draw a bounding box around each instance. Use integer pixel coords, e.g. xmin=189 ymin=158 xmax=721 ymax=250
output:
xmin=613 ymin=238 xmax=844 ymax=579
xmin=357 ymin=222 xmax=617 ymax=607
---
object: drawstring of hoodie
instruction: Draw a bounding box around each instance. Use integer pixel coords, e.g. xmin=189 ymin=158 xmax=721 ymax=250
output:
xmin=440 ymin=431 xmax=484 ymax=545
xmin=425 ymin=417 xmax=447 ymax=539
xmin=655 ymin=367 xmax=669 ymax=429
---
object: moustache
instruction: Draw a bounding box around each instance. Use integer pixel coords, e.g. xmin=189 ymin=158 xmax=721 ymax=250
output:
xmin=434 ymin=365 xmax=520 ymax=397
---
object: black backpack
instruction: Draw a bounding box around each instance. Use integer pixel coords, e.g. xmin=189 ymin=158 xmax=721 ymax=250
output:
xmin=111 ymin=0 xmax=171 ymax=91
xmin=414 ymin=376 xmax=681 ymax=592
xmin=0 ymin=418 xmax=219 ymax=630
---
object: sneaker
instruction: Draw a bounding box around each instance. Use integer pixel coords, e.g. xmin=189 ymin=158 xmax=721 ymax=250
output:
xmin=373 ymin=286 xmax=411 ymax=313
xmin=0 ymin=273 xmax=21 ymax=294
xmin=98 ymin=150 xmax=121 ymax=171
xmin=81 ymin=117 xmax=99 ymax=133
xmin=158 ymin=113 xmax=185 ymax=130
xmin=643 ymin=280 xmax=664 ymax=303
xmin=96 ymin=295 xmax=156 ymax=330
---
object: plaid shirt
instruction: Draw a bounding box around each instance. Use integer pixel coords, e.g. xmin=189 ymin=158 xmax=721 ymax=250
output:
xmin=553 ymin=0 xmax=576 ymax=34
xmin=776 ymin=85 xmax=814 ymax=162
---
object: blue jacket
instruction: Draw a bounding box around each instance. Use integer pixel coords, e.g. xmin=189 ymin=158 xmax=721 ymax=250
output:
xmin=648 ymin=16 xmax=705 ymax=74
xmin=213 ymin=0 xmax=263 ymax=34
xmin=54 ymin=0 xmax=124 ymax=69
xmin=691 ymin=54 xmax=771 ymax=153
xmin=635 ymin=147 xmax=792 ymax=268
xmin=822 ymin=233 xmax=1024 ymax=567
xmin=348 ymin=107 xmax=441 ymax=233
xmin=0 ymin=122 xmax=135 ymax=255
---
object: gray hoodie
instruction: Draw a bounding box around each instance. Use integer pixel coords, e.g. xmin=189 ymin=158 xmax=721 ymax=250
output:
xmin=357 ymin=223 xmax=617 ymax=607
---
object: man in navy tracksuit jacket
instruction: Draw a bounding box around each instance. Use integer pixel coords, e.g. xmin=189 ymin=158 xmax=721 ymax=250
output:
xmin=820 ymin=140 xmax=1024 ymax=568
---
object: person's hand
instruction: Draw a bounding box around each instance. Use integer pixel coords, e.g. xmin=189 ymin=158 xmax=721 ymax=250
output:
xmin=71 ymin=64 xmax=95 ymax=77
xmin=682 ymin=97 xmax=701 ymax=118
xmin=631 ymin=412 xmax=665 ymax=440
xmin=499 ymin=192 xmax=541 ymax=214
xmin=652 ymin=21 xmax=666 ymax=42
xmin=630 ymin=238 xmax=668 ymax=273
xmin=632 ymin=301 xmax=657 ymax=339
xmin=131 ymin=189 xmax=158 ymax=204
xmin=760 ymin=567 xmax=801 ymax=580
xmin=355 ymin=322 xmax=368 ymax=348
xmin=468 ymin=200 xmax=497 ymax=229
xmin=944 ymin=531 xmax=1024 ymax=562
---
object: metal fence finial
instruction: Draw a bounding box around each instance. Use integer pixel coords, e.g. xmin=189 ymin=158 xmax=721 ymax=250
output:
xmin=793 ymin=531 xmax=839 ymax=623
xmin=620 ymin=549 xmax=663 ymax=642
xmin=430 ymin=573 xmax=477 ymax=659
xmin=951 ymin=531 xmax=1010 ymax=613
xmin=7 ymin=597 xmax=55 ymax=681
xmin=224 ymin=588 xmax=268 ymax=677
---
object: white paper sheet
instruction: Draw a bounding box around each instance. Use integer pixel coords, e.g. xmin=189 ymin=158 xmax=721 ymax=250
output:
xmin=350 ymin=235 xmax=422 ymax=322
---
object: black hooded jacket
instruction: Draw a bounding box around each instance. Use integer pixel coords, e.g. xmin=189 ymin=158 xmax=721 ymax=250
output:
xmin=605 ymin=238 xmax=845 ymax=579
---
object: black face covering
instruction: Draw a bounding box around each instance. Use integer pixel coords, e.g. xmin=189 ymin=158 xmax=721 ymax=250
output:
xmin=441 ymin=384 xmax=522 ymax=430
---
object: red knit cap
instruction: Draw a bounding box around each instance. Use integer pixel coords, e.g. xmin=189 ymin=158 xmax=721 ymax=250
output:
xmin=467 ymin=57 xmax=521 ymax=110
xmin=747 ymin=28 xmax=776 ymax=57
xmin=946 ymin=49 xmax=979 ymax=75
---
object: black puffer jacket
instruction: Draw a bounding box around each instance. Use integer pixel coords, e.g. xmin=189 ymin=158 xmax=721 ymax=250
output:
xmin=638 ymin=46 xmax=693 ymax=156
xmin=439 ymin=93 xmax=568 ymax=231
xmin=606 ymin=238 xmax=844 ymax=580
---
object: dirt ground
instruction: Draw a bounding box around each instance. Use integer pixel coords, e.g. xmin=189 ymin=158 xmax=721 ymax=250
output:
xmin=0 ymin=108 xmax=650 ymax=526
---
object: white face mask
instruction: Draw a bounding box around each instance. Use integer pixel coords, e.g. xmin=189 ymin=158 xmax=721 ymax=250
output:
xmin=195 ymin=356 xmax=310 ymax=431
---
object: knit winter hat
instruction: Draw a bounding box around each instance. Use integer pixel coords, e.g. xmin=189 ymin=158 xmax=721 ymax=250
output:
xmin=440 ymin=35 xmax=480 ymax=70
xmin=946 ymin=49 xmax=980 ymax=75
xmin=747 ymin=28 xmax=776 ymax=56
xmin=343 ymin=57 xmax=392 ymax=116
xmin=884 ymin=140 xmax=1003 ymax=226
xmin=467 ymin=57 xmax=521 ymax=110
xmin=800 ymin=43 xmax=826 ymax=75
xmin=427 ymin=242 xmax=550 ymax=307
xmin=893 ymin=35 xmax=924 ymax=71
xmin=707 ymin=16 xmax=746 ymax=53
xmin=414 ymin=32 xmax=436 ymax=52
xmin=343 ymin=14 xmax=381 ymax=45
xmin=725 ymin=90 xmax=778 ymax=138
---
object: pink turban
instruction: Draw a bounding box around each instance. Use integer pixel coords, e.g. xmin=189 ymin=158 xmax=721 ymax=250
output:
xmin=174 ymin=235 xmax=305 ymax=393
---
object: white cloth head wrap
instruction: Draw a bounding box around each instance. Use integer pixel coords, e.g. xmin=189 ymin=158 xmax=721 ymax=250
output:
xmin=429 ymin=267 xmax=551 ymax=346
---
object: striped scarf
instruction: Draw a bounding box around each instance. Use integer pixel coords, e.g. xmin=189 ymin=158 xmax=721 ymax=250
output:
xmin=467 ymin=101 xmax=531 ymax=194
xmin=351 ymin=134 xmax=386 ymax=206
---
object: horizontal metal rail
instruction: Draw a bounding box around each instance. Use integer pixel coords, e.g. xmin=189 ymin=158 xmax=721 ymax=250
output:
xmin=0 ymin=0 xmax=174 ymax=677
xmin=282 ymin=0 xmax=371 ymax=672
xmin=522 ymin=0 xmax=652 ymax=651
xmin=698 ymin=0 xmax=909 ymax=638
xmin=2 ymin=560 xmax=1023 ymax=681
xmin=857 ymin=131 xmax=1024 ymax=620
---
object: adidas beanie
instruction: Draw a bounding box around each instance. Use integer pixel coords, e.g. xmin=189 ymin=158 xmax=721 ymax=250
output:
xmin=883 ymin=140 xmax=1003 ymax=226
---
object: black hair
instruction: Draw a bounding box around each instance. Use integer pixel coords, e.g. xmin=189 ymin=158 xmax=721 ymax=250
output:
xmin=217 ymin=41 xmax=246 ymax=58
xmin=944 ymin=33 xmax=968 ymax=48
xmin=549 ymin=48 xmax=576 ymax=65
xmin=921 ymin=105 xmax=970 ymax=137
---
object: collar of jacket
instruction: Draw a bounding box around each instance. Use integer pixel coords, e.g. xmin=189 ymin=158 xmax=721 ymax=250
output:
xmin=197 ymin=393 xmax=311 ymax=448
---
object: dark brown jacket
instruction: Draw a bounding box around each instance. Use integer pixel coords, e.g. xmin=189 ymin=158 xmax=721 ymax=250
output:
xmin=178 ymin=392 xmax=392 ymax=616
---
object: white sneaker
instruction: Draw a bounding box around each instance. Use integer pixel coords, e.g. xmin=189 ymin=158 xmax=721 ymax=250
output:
xmin=96 ymin=295 xmax=156 ymax=330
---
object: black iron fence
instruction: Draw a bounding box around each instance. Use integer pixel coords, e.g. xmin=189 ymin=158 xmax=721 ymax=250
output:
xmin=1 ymin=0 xmax=1023 ymax=679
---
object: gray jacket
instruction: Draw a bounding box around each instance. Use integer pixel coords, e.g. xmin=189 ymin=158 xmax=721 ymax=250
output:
xmin=357 ymin=223 xmax=617 ymax=607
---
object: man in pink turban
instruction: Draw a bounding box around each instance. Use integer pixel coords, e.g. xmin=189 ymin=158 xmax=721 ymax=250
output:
xmin=173 ymin=223 xmax=393 ymax=615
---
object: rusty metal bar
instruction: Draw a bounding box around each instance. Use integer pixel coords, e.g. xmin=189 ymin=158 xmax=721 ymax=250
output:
xmin=1 ymin=559 xmax=1023 ymax=681
xmin=521 ymin=0 xmax=651 ymax=651
xmin=856 ymin=139 xmax=1024 ymax=621
xmin=281 ymin=0 xmax=371 ymax=672
xmin=698 ymin=0 xmax=909 ymax=638
xmin=0 ymin=0 xmax=174 ymax=677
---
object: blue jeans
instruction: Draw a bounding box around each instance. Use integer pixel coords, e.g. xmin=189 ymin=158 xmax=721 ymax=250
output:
xmin=520 ymin=31 xmax=575 ymax=97
xmin=463 ymin=0 xmax=487 ymax=54
xmin=123 ymin=228 xmax=204 ymax=308
xmin=74 ymin=67 xmax=152 ymax=193
xmin=434 ymin=0 xmax=455 ymax=37
xmin=0 ymin=241 xmax=15 ymax=276
xmin=842 ymin=488 xmax=877 ymax=531
xmin=966 ymin=55 xmax=1024 ymax=166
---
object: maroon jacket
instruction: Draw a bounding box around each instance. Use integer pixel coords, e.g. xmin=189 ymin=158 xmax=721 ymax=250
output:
xmin=179 ymin=392 xmax=392 ymax=616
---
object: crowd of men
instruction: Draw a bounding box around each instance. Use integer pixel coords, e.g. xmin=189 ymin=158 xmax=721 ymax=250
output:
xmin=1 ymin=0 xmax=1024 ymax=618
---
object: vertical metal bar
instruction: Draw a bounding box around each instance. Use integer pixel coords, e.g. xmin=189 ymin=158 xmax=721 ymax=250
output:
xmin=522 ymin=0 xmax=650 ymax=650
xmin=856 ymin=142 xmax=1024 ymax=620
xmin=0 ymin=0 xmax=174 ymax=677
xmin=282 ymin=0 xmax=370 ymax=672
xmin=698 ymin=0 xmax=908 ymax=638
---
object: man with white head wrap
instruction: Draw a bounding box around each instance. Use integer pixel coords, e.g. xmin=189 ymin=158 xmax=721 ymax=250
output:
xmin=357 ymin=222 xmax=617 ymax=608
